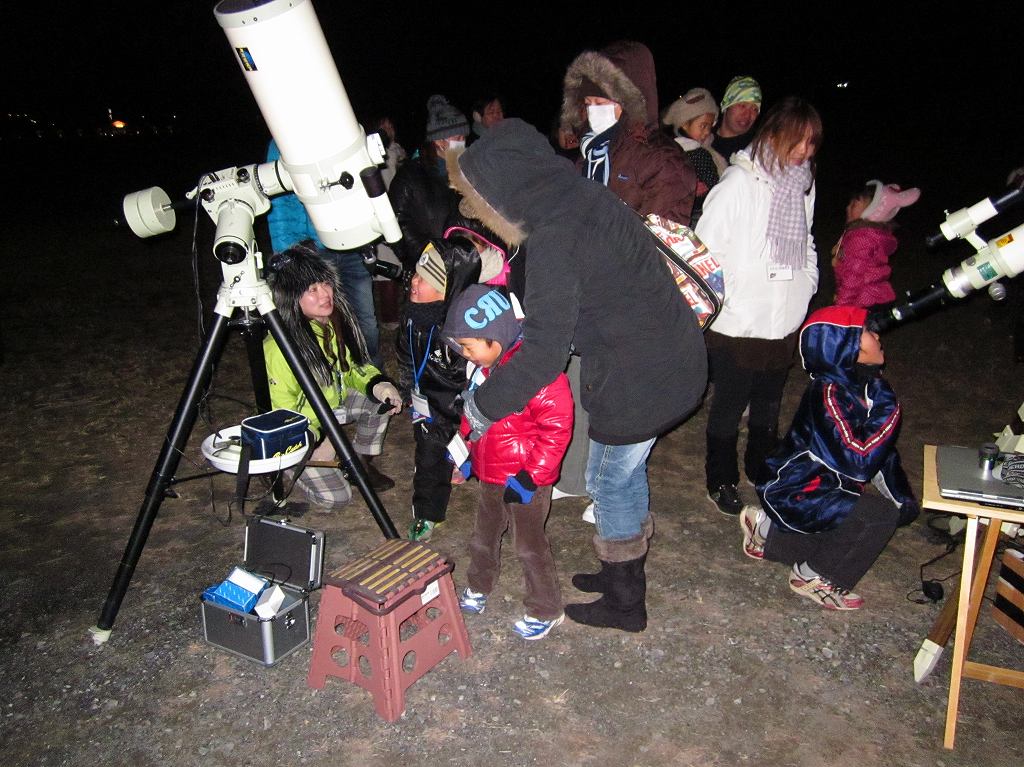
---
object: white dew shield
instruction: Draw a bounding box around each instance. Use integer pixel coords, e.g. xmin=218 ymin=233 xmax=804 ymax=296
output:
xmin=214 ymin=0 xmax=401 ymax=248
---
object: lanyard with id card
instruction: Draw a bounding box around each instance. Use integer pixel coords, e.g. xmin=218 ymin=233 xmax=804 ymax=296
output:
xmin=408 ymin=324 xmax=434 ymax=424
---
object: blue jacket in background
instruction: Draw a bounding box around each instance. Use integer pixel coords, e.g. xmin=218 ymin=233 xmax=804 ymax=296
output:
xmin=266 ymin=139 xmax=321 ymax=253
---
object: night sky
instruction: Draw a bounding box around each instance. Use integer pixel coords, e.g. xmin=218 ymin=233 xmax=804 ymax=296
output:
xmin=5 ymin=2 xmax=1020 ymax=207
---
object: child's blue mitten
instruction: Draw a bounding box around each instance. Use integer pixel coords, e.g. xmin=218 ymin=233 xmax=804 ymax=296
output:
xmin=503 ymin=470 xmax=537 ymax=504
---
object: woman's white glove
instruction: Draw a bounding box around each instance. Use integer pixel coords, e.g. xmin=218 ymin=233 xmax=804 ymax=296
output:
xmin=372 ymin=382 xmax=402 ymax=415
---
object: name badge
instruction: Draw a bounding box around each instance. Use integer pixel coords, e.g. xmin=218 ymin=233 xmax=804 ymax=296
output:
xmin=767 ymin=263 xmax=793 ymax=281
xmin=411 ymin=390 xmax=432 ymax=424
xmin=447 ymin=433 xmax=470 ymax=466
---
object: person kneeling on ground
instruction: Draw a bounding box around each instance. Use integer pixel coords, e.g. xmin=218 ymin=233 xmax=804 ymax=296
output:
xmin=265 ymin=242 xmax=402 ymax=507
xmin=445 ymin=285 xmax=573 ymax=640
xmin=740 ymin=305 xmax=919 ymax=610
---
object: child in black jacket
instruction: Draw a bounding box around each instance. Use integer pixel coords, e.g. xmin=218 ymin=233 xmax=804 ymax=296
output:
xmin=397 ymin=233 xmax=503 ymax=541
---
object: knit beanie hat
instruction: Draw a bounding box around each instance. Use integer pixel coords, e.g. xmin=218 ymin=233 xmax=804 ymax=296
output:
xmin=442 ymin=285 xmax=521 ymax=354
xmin=577 ymin=76 xmax=611 ymax=101
xmin=415 ymin=243 xmax=449 ymax=296
xmin=415 ymin=234 xmax=494 ymax=302
xmin=861 ymin=180 xmax=921 ymax=223
xmin=662 ymin=87 xmax=719 ymax=129
xmin=720 ymin=76 xmax=762 ymax=112
xmin=424 ymin=94 xmax=469 ymax=142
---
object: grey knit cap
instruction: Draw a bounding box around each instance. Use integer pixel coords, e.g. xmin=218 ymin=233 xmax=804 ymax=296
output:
xmin=424 ymin=94 xmax=469 ymax=141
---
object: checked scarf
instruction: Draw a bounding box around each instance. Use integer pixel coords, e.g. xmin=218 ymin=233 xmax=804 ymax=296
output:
xmin=758 ymin=149 xmax=813 ymax=270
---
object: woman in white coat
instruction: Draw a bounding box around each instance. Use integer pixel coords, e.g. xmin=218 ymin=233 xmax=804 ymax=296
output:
xmin=695 ymin=96 xmax=823 ymax=516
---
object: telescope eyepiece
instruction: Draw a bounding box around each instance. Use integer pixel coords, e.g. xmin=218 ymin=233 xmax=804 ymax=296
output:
xmin=215 ymin=241 xmax=248 ymax=265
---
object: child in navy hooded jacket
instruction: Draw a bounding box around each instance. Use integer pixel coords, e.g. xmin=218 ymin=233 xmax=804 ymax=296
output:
xmin=742 ymin=305 xmax=919 ymax=611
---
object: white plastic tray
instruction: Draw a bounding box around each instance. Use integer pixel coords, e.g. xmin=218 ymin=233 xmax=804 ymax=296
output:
xmin=201 ymin=425 xmax=307 ymax=475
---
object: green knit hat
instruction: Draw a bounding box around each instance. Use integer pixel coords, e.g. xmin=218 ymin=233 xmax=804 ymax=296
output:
xmin=720 ymin=76 xmax=762 ymax=112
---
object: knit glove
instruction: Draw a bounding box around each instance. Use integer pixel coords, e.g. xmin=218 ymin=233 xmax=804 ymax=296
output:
xmin=461 ymin=389 xmax=494 ymax=440
xmin=372 ymin=382 xmax=402 ymax=415
xmin=503 ymin=470 xmax=537 ymax=505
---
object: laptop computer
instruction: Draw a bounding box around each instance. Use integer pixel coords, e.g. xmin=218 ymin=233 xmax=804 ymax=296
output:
xmin=936 ymin=445 xmax=1024 ymax=509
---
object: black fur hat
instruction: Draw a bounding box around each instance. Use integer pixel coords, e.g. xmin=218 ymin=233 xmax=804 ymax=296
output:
xmin=267 ymin=241 xmax=370 ymax=384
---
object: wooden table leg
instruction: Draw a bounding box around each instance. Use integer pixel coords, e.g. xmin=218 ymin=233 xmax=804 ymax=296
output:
xmin=914 ymin=582 xmax=960 ymax=683
xmin=944 ymin=516 xmax=976 ymax=748
xmin=916 ymin=519 xmax=1003 ymax=683
xmin=943 ymin=517 xmax=1004 ymax=747
xmin=963 ymin=519 xmax=1002 ymax=650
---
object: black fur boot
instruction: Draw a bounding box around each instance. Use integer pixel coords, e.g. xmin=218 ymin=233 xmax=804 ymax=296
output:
xmin=571 ymin=515 xmax=654 ymax=594
xmin=566 ymin=521 xmax=652 ymax=632
xmin=565 ymin=557 xmax=647 ymax=632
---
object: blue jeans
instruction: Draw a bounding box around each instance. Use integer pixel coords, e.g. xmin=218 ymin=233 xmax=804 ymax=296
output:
xmin=586 ymin=438 xmax=656 ymax=541
xmin=323 ymin=249 xmax=381 ymax=368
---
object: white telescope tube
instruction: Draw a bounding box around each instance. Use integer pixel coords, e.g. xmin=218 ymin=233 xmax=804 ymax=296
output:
xmin=214 ymin=0 xmax=401 ymax=249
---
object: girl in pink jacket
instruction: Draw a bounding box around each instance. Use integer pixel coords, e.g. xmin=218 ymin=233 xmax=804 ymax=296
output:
xmin=832 ymin=180 xmax=920 ymax=309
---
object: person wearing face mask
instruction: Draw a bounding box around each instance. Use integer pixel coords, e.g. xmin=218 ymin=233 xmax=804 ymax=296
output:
xmin=696 ymin=97 xmax=823 ymax=518
xmin=389 ymin=95 xmax=475 ymax=273
xmin=552 ymin=40 xmax=698 ymax=513
xmin=711 ymin=75 xmax=762 ymax=160
xmin=559 ymin=41 xmax=697 ymax=225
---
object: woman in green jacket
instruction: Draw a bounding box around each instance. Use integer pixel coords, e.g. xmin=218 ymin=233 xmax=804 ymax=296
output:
xmin=265 ymin=242 xmax=402 ymax=507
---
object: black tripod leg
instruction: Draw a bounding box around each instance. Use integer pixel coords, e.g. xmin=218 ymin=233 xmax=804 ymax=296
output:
xmin=261 ymin=308 xmax=398 ymax=539
xmin=93 ymin=312 xmax=233 ymax=637
xmin=240 ymin=320 xmax=284 ymax=503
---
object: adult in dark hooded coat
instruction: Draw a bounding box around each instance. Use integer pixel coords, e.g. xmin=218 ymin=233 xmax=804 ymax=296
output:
xmin=448 ymin=119 xmax=707 ymax=632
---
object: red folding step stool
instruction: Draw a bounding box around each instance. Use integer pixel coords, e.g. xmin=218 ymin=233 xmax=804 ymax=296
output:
xmin=306 ymin=539 xmax=472 ymax=721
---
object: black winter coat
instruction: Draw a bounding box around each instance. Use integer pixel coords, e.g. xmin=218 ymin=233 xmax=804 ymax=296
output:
xmin=396 ymin=302 xmax=467 ymax=441
xmin=449 ymin=119 xmax=708 ymax=444
xmin=388 ymin=155 xmax=464 ymax=270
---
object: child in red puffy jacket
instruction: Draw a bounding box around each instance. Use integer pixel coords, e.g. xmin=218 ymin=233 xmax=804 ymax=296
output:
xmin=832 ymin=180 xmax=920 ymax=310
xmin=442 ymin=284 xmax=573 ymax=640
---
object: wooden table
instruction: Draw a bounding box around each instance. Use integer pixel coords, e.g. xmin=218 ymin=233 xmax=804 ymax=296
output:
xmin=920 ymin=444 xmax=1024 ymax=748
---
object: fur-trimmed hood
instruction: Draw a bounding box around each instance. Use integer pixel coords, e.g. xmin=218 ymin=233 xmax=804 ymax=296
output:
xmin=560 ymin=40 xmax=659 ymax=134
xmin=447 ymin=119 xmax=577 ymax=247
xmin=267 ymin=241 xmax=370 ymax=384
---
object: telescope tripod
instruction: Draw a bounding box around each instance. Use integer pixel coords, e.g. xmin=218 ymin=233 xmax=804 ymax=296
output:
xmin=91 ymin=271 xmax=398 ymax=644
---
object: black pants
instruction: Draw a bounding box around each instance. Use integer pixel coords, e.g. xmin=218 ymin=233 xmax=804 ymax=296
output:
xmin=412 ymin=420 xmax=457 ymax=523
xmin=705 ymin=332 xmax=794 ymax=490
xmin=763 ymin=493 xmax=900 ymax=591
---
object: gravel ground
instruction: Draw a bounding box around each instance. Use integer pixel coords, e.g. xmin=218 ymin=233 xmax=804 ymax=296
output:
xmin=1 ymin=135 xmax=1021 ymax=767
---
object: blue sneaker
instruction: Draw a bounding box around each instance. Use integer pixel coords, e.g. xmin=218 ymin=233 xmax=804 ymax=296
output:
xmin=459 ymin=587 xmax=488 ymax=614
xmin=512 ymin=613 xmax=565 ymax=640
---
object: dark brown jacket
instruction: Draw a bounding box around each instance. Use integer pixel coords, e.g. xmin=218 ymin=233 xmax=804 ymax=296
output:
xmin=560 ymin=40 xmax=697 ymax=225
